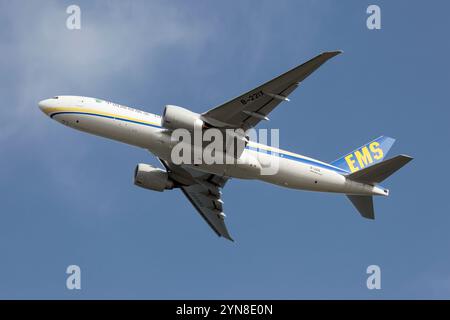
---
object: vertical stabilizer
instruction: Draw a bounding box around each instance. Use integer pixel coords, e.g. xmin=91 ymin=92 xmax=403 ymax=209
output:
xmin=331 ymin=136 xmax=396 ymax=173
xmin=347 ymin=195 xmax=375 ymax=219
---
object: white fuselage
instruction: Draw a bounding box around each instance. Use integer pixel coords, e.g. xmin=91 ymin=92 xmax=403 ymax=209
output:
xmin=38 ymin=96 xmax=386 ymax=196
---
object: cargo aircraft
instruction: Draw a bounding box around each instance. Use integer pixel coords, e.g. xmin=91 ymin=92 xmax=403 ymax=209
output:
xmin=39 ymin=51 xmax=412 ymax=241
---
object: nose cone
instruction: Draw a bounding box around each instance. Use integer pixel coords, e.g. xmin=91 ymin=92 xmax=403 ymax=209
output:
xmin=38 ymin=99 xmax=51 ymax=115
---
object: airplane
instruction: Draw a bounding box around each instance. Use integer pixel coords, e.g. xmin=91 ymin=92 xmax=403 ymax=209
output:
xmin=38 ymin=51 xmax=412 ymax=241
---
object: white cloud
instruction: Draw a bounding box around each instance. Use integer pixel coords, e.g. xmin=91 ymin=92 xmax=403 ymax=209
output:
xmin=0 ymin=1 xmax=214 ymax=219
xmin=0 ymin=1 xmax=327 ymax=217
xmin=0 ymin=1 xmax=210 ymax=142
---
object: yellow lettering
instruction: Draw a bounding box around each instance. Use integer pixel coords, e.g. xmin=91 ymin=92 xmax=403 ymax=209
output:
xmin=345 ymin=154 xmax=359 ymax=172
xmin=370 ymin=142 xmax=383 ymax=160
xmin=355 ymin=147 xmax=373 ymax=169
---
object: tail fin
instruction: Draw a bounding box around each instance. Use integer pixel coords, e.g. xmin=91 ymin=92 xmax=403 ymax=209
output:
xmin=347 ymin=195 xmax=374 ymax=219
xmin=346 ymin=155 xmax=413 ymax=219
xmin=331 ymin=136 xmax=396 ymax=173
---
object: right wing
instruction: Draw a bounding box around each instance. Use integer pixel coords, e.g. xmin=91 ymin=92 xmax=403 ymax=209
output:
xmin=201 ymin=51 xmax=342 ymax=130
xmin=159 ymin=159 xmax=233 ymax=241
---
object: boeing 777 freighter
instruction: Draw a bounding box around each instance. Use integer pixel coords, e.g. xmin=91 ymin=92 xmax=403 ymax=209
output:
xmin=39 ymin=51 xmax=412 ymax=241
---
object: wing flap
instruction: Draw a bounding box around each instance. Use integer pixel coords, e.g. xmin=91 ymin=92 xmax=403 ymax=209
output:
xmin=159 ymin=158 xmax=233 ymax=241
xmin=181 ymin=185 xmax=233 ymax=241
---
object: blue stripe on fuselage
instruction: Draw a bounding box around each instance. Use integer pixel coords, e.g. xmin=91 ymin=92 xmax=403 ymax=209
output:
xmin=50 ymin=111 xmax=348 ymax=174
xmin=245 ymin=146 xmax=348 ymax=174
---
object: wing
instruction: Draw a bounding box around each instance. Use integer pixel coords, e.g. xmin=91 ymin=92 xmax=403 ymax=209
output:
xmin=201 ymin=51 xmax=342 ymax=130
xmin=159 ymin=159 xmax=233 ymax=241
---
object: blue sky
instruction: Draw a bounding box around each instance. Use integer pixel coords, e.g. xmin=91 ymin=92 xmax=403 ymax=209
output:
xmin=0 ymin=0 xmax=449 ymax=299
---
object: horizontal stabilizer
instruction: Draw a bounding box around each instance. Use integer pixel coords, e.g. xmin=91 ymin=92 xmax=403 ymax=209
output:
xmin=347 ymin=155 xmax=413 ymax=184
xmin=347 ymin=195 xmax=375 ymax=219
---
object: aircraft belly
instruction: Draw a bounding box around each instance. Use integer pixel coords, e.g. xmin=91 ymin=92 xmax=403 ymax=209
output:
xmin=180 ymin=151 xmax=262 ymax=179
xmin=65 ymin=116 xmax=365 ymax=195
xmin=66 ymin=114 xmax=376 ymax=196
xmin=258 ymin=155 xmax=347 ymax=192
xmin=59 ymin=113 xmax=165 ymax=150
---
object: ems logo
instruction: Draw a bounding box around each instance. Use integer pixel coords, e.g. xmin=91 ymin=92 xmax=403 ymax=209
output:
xmin=344 ymin=142 xmax=384 ymax=172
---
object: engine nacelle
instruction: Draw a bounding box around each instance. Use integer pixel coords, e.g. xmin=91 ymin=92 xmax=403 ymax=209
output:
xmin=134 ymin=163 xmax=174 ymax=192
xmin=162 ymin=105 xmax=204 ymax=131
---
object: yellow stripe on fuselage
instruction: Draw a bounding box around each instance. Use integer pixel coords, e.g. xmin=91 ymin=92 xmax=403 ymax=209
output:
xmin=42 ymin=106 xmax=161 ymax=127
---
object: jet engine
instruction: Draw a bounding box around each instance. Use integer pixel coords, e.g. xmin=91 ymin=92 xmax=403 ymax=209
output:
xmin=134 ymin=163 xmax=174 ymax=192
xmin=162 ymin=105 xmax=204 ymax=131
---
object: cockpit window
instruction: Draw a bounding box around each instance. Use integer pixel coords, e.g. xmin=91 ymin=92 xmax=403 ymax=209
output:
xmin=52 ymin=96 xmax=59 ymax=99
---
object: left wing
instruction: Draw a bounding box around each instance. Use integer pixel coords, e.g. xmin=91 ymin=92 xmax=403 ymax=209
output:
xmin=201 ymin=51 xmax=342 ymax=130
xmin=159 ymin=159 xmax=233 ymax=241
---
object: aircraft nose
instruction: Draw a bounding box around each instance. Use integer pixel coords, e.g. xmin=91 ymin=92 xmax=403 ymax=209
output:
xmin=38 ymin=99 xmax=50 ymax=114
